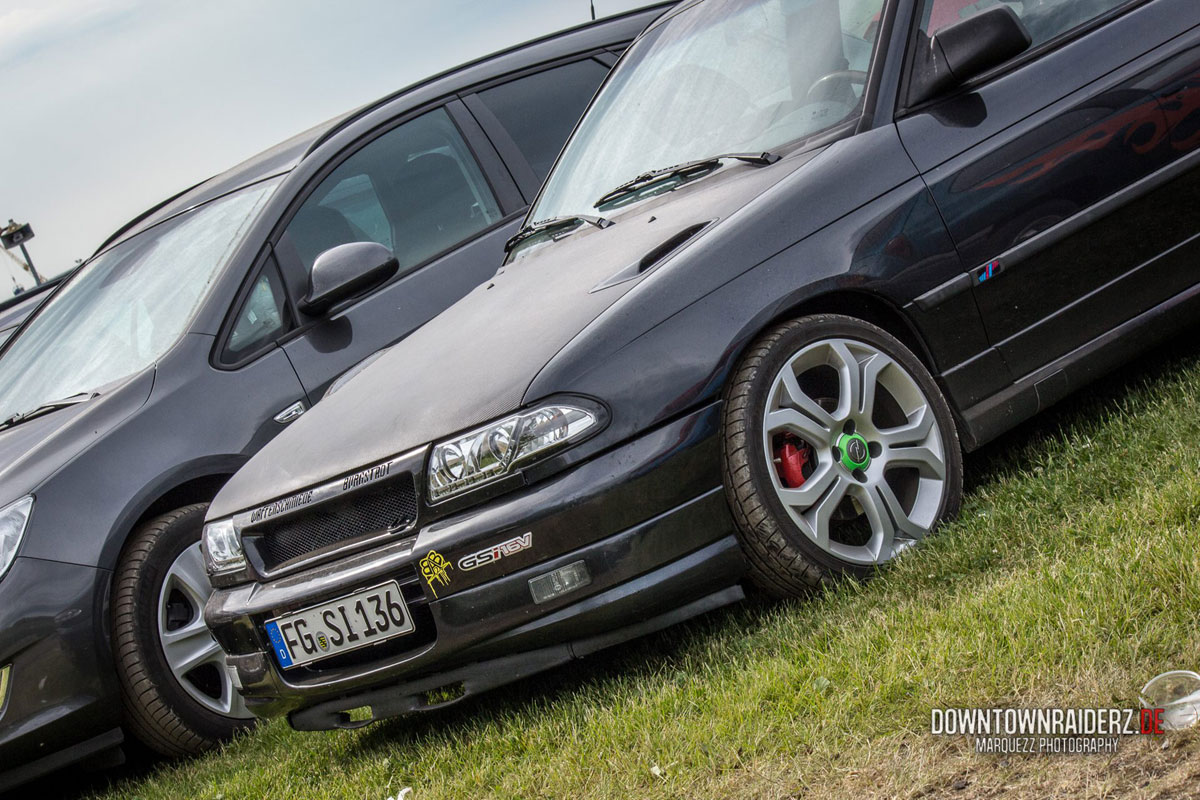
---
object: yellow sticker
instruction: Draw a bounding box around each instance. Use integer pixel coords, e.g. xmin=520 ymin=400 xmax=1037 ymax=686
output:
xmin=419 ymin=550 xmax=453 ymax=598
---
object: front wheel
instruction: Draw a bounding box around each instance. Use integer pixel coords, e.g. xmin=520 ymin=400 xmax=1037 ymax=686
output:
xmin=111 ymin=503 xmax=255 ymax=756
xmin=722 ymin=314 xmax=963 ymax=597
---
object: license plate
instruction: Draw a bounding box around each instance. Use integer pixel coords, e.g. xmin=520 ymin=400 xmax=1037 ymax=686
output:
xmin=264 ymin=580 xmax=414 ymax=669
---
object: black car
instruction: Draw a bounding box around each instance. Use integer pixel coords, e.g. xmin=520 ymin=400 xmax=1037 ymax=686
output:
xmin=204 ymin=0 xmax=1200 ymax=731
xmin=0 ymin=7 xmax=666 ymax=791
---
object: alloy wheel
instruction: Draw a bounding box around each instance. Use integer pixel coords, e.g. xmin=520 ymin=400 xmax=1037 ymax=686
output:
xmin=157 ymin=542 xmax=253 ymax=719
xmin=760 ymin=337 xmax=947 ymax=565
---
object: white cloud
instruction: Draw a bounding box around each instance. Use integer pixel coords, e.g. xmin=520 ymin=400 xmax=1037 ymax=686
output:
xmin=0 ymin=0 xmax=136 ymax=66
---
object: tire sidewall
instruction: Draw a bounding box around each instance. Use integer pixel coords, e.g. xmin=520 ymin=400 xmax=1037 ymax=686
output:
xmin=729 ymin=315 xmax=963 ymax=581
xmin=114 ymin=503 xmax=249 ymax=749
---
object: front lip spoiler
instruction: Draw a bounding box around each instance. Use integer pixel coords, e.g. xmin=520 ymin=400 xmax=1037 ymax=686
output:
xmin=289 ymin=583 xmax=744 ymax=731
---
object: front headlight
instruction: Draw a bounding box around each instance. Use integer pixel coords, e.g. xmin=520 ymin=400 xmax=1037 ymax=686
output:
xmin=202 ymin=518 xmax=246 ymax=576
xmin=0 ymin=496 xmax=33 ymax=581
xmin=429 ymin=404 xmax=598 ymax=501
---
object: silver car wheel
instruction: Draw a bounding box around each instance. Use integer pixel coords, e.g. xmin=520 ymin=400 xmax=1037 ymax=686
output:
xmin=157 ymin=542 xmax=253 ymax=720
xmin=761 ymin=337 xmax=947 ymax=566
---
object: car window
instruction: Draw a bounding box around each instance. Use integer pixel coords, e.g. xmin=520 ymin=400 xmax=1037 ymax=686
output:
xmin=319 ymin=173 xmax=393 ymax=250
xmin=475 ymin=59 xmax=611 ymax=183
xmin=530 ymin=0 xmax=888 ymax=225
xmin=0 ymin=178 xmax=279 ymax=422
xmin=225 ymin=263 xmax=292 ymax=361
xmin=918 ymin=0 xmax=1129 ymax=47
xmin=278 ymin=107 xmax=502 ymax=279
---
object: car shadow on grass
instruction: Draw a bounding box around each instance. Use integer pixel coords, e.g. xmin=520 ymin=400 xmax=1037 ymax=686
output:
xmin=351 ymin=590 xmax=780 ymax=755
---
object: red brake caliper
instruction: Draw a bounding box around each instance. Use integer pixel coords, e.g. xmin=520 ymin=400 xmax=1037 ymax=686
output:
xmin=774 ymin=435 xmax=811 ymax=488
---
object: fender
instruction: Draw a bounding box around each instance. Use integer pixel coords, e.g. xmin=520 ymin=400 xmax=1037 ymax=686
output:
xmin=527 ymin=162 xmax=997 ymax=450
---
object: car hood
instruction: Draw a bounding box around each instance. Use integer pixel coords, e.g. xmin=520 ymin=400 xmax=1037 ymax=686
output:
xmin=0 ymin=368 xmax=155 ymax=506
xmin=210 ymin=154 xmax=816 ymax=518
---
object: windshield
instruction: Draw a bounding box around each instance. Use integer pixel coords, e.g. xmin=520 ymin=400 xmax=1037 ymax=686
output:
xmin=531 ymin=0 xmax=886 ymax=222
xmin=0 ymin=178 xmax=278 ymax=421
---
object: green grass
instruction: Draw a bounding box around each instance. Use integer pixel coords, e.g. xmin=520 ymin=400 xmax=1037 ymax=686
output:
xmin=78 ymin=336 xmax=1200 ymax=799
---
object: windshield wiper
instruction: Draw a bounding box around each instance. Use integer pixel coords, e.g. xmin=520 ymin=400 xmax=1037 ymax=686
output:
xmin=594 ymin=151 xmax=781 ymax=209
xmin=504 ymin=214 xmax=613 ymax=254
xmin=0 ymin=392 xmax=95 ymax=432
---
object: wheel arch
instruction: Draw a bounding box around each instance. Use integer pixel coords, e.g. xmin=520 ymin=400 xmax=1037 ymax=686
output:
xmin=131 ymin=475 xmax=231 ymax=533
xmin=722 ymin=286 xmax=968 ymax=443
xmin=760 ymin=288 xmax=936 ymax=375
xmin=99 ymin=458 xmax=244 ymax=573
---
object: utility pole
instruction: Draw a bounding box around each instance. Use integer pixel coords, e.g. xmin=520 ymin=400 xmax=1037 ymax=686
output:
xmin=0 ymin=219 xmax=42 ymax=286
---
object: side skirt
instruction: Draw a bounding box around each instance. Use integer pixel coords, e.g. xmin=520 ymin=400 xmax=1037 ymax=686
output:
xmin=956 ymin=279 xmax=1200 ymax=450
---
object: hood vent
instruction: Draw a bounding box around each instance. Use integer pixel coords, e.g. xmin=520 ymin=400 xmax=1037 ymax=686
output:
xmin=590 ymin=221 xmax=712 ymax=293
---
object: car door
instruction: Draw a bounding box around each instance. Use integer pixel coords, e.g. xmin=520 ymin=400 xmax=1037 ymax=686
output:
xmin=213 ymin=246 xmax=312 ymax=444
xmin=273 ymin=100 xmax=525 ymax=401
xmin=897 ymin=0 xmax=1198 ymax=386
xmin=274 ymin=52 xmax=621 ymax=403
xmin=1147 ymin=27 xmax=1200 ymax=297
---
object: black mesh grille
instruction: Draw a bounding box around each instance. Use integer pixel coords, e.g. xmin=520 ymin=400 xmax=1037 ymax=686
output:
xmin=247 ymin=474 xmax=418 ymax=572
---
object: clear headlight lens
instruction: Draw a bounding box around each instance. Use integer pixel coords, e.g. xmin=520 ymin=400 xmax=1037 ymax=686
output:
xmin=202 ymin=518 xmax=246 ymax=576
xmin=0 ymin=495 xmax=33 ymax=581
xmin=429 ymin=404 xmax=598 ymax=501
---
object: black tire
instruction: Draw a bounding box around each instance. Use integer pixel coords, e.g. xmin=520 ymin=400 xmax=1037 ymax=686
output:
xmin=721 ymin=314 xmax=963 ymax=597
xmin=111 ymin=503 xmax=253 ymax=756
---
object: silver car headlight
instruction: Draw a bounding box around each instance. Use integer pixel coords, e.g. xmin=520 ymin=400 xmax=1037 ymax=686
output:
xmin=428 ymin=404 xmax=599 ymax=502
xmin=0 ymin=496 xmax=34 ymax=581
xmin=202 ymin=517 xmax=246 ymax=576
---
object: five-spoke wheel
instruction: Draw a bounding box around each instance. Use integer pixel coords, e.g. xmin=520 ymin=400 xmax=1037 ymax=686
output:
xmin=723 ymin=314 xmax=962 ymax=594
xmin=159 ymin=542 xmax=251 ymax=720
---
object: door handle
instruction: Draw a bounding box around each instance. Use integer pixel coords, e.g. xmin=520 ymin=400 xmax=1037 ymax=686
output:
xmin=274 ymin=400 xmax=307 ymax=424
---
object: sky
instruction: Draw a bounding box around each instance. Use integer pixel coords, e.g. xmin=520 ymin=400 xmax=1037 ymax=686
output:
xmin=0 ymin=0 xmax=653 ymax=289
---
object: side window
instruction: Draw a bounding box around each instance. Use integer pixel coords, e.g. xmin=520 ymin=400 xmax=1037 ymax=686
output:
xmin=318 ymin=173 xmax=393 ymax=250
xmin=474 ymin=59 xmax=610 ymax=183
xmin=278 ymin=107 xmax=502 ymax=279
xmin=919 ymin=0 xmax=1129 ymax=47
xmin=224 ymin=263 xmax=292 ymax=361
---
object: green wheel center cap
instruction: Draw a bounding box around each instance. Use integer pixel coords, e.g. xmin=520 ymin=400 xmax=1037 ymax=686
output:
xmin=838 ymin=432 xmax=871 ymax=470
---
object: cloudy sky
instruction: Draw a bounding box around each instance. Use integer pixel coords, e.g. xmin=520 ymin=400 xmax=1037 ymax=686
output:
xmin=0 ymin=0 xmax=652 ymax=289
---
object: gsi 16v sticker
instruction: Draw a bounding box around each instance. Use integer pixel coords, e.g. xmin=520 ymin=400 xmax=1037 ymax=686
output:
xmin=459 ymin=532 xmax=532 ymax=571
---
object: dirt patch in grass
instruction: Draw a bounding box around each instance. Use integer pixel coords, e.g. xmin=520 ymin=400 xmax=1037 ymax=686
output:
xmin=708 ymin=731 xmax=1200 ymax=800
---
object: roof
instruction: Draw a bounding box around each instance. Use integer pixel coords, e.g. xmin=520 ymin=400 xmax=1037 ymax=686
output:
xmin=93 ymin=117 xmax=347 ymax=254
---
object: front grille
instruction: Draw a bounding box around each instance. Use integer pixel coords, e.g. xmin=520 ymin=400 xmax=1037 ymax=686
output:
xmin=246 ymin=473 xmax=418 ymax=572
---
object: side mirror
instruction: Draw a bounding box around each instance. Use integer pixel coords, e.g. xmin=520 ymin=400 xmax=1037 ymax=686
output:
xmin=299 ymin=242 xmax=399 ymax=315
xmin=909 ymin=6 xmax=1032 ymax=107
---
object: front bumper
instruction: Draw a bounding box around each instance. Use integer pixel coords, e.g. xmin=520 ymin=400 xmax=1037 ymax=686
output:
xmin=206 ymin=402 xmax=746 ymax=726
xmin=0 ymin=557 xmax=123 ymax=793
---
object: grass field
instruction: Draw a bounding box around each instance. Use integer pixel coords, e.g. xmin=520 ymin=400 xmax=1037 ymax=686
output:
xmin=39 ymin=332 xmax=1200 ymax=800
